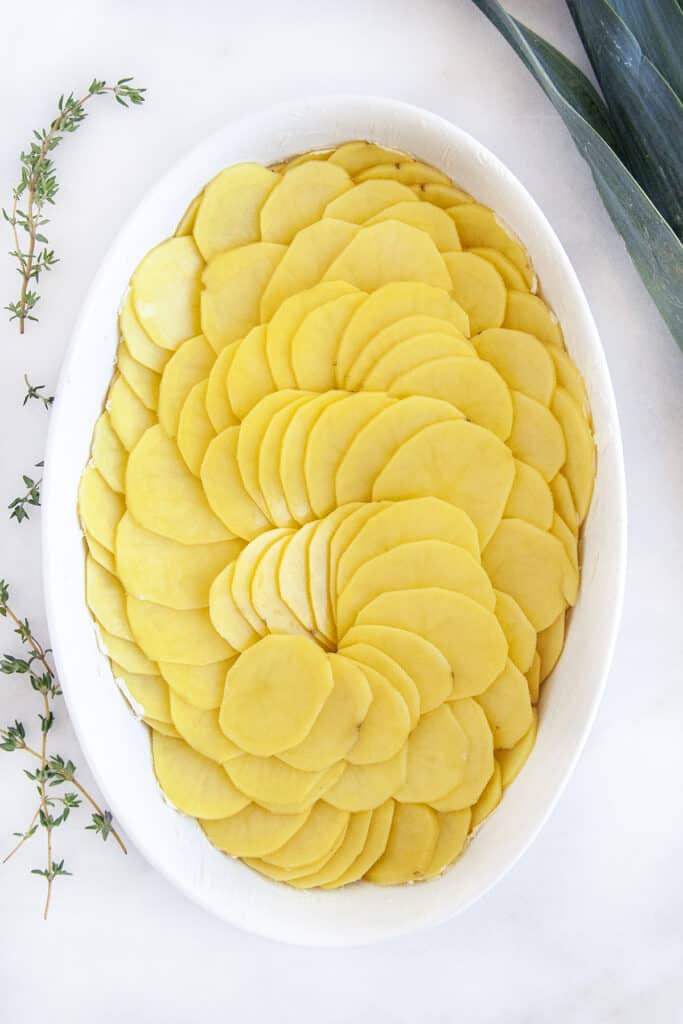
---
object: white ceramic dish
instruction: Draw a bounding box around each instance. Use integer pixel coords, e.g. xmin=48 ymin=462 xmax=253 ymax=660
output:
xmin=42 ymin=95 xmax=626 ymax=947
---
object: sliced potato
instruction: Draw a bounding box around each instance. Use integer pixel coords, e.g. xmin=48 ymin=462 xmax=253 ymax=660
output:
xmin=537 ymin=611 xmax=566 ymax=682
xmin=292 ymin=291 xmax=367 ymax=392
xmin=201 ymin=427 xmax=269 ymax=540
xmin=226 ymin=325 xmax=275 ymax=421
xmin=471 ymin=761 xmax=502 ymax=827
xmin=132 ymin=236 xmax=203 ymax=351
xmin=423 ymin=809 xmax=471 ymax=878
xmin=504 ymin=290 xmax=563 ymax=346
xmin=341 ymin=642 xmax=420 ymax=728
xmin=323 ymin=751 xmax=406 ymax=812
xmin=157 ymin=334 xmax=215 ymax=437
xmin=258 ymin=395 xmax=314 ymax=527
xmin=193 ymin=163 xmax=280 ymax=260
xmin=307 ymin=505 xmax=363 ymax=645
xmin=469 ymin=247 xmax=529 ymax=291
xmin=85 ymin=555 xmax=132 ymax=640
xmin=84 ymin=531 xmax=115 ymax=573
xmin=429 ymin=699 xmax=494 ymax=811
xmin=345 ymin=312 xmax=467 ymax=390
xmin=225 ymin=755 xmax=342 ymax=811
xmin=497 ymin=710 xmax=538 ymax=787
xmin=368 ymin=200 xmax=461 ymax=251
xmin=395 ymin=704 xmax=467 ymax=802
xmin=91 ymin=412 xmax=127 ymax=493
xmin=476 ymin=659 xmax=534 ymax=749
xmin=201 ymin=242 xmax=285 ymax=352
xmin=277 ymin=523 xmax=319 ymax=636
xmin=231 ymin=528 xmax=292 ymax=634
xmin=177 ymin=380 xmax=216 ymax=475
xmin=205 ymin=341 xmax=240 ymax=432
xmin=169 ymin=692 xmax=241 ymax=763
xmin=323 ymin=799 xmax=395 ymax=886
xmin=494 ymin=590 xmax=536 ymax=675
xmin=444 ymin=251 xmax=507 ymax=334
xmin=201 ymin=804 xmax=309 ymax=857
xmin=237 ymin=390 xmax=303 ymax=516
xmin=323 ymin=220 xmax=451 ymax=293
xmin=112 ymin=662 xmax=171 ymax=722
xmin=260 ymin=161 xmax=351 ymax=244
xmin=366 ymin=802 xmax=439 ymax=884
xmin=508 ymin=390 xmax=566 ymax=481
xmin=175 ymin=191 xmax=203 ymax=237
xmin=289 ymin=810 xmax=372 ymax=888
xmin=280 ymin=391 xmax=346 ymax=525
xmin=548 ymin=345 xmax=590 ymax=416
xmin=159 ymin=659 xmax=231 ymax=711
xmin=413 ymin=182 xmax=471 ymax=207
xmin=474 ymin=327 xmax=555 ymax=404
xmin=117 ymin=343 xmax=160 ymax=411
xmin=550 ymin=472 xmax=579 ymax=537
xmin=343 ymin=661 xmax=411 ymax=766
xmin=325 ymin=180 xmax=418 ymax=223
xmin=448 ymin=204 xmax=534 ymax=288
xmin=127 ymin=597 xmax=234 ymax=666
xmin=97 ymin=628 xmax=157 ymax=675
xmin=78 ymin=466 xmax=124 ymax=552
xmin=152 ymin=732 xmax=248 ymax=819
xmin=208 ymin=562 xmax=260 ymax=652
xmin=357 ymin=160 xmax=450 ymax=186
xmin=119 ymin=291 xmax=170 ymax=373
xmin=328 ymin=141 xmax=411 ymax=175
xmin=551 ymin=387 xmax=595 ymax=523
xmin=527 ymin=650 xmax=541 ymax=704
xmin=504 ymin=458 xmax=554 ymax=530
xmin=262 ymin=802 xmax=349 ymax=869
xmin=362 ymin=332 xmax=474 ymax=391
xmin=250 ymin=532 xmax=309 ymax=638
xmin=107 ymin=375 xmax=155 ymax=452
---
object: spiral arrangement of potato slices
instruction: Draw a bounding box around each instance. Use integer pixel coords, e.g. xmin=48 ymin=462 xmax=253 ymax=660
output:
xmin=78 ymin=140 xmax=595 ymax=887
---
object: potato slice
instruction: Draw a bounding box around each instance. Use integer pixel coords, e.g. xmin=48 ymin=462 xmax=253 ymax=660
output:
xmin=111 ymin=662 xmax=171 ymax=722
xmin=260 ymin=161 xmax=351 ymax=244
xmin=258 ymin=395 xmax=314 ymax=527
xmin=292 ymin=291 xmax=367 ymax=392
xmin=476 ymin=659 xmax=534 ymax=749
xmin=201 ymin=427 xmax=269 ymax=540
xmin=115 ymin=512 xmax=240 ymax=611
xmin=328 ymin=503 xmax=387 ymax=595
xmin=537 ymin=612 xmax=566 ymax=682
xmin=483 ymin=519 xmax=573 ymax=631
xmin=85 ymin=531 xmax=115 ymax=573
xmin=201 ymin=243 xmax=285 ymax=353
xmin=324 ymin=800 xmax=395 ymax=886
xmin=474 ymin=328 xmax=556 ymax=404
xmin=152 ymin=732 xmax=248 ymax=819
xmin=279 ymin=653 xmax=371 ymax=771
xmin=277 ymin=523 xmax=318 ymax=636
xmin=132 ymin=236 xmax=203 ymax=351
xmin=340 ymin=623 xmax=453 ymax=713
xmin=508 ymin=391 xmax=566 ymax=481
xmin=323 ymin=220 xmax=452 ymax=293
xmin=551 ymin=387 xmax=595 ymax=523
xmin=307 ymin=505 xmax=363 ymax=645
xmin=232 ymin=529 xmax=292 ymax=634
xmin=324 ymin=752 xmax=407 ymax=812
xmin=346 ymin=313 xmax=468 ymax=390
xmin=280 ymin=391 xmax=347 ymax=525
xmin=177 ymin=380 xmax=216 ymax=475
xmin=337 ymin=539 xmax=495 ymax=639
xmin=324 ymin=180 xmax=418 ymax=224
xmin=290 ymin=810 xmax=373 ymax=888
xmin=504 ymin=459 xmax=554 ymax=530
xmin=552 ymin=511 xmax=579 ymax=578
xmin=413 ymin=183 xmax=471 ymax=207
xmin=358 ymin=588 xmax=508 ymax=698
xmin=469 ymin=247 xmax=529 ymax=291
xmin=328 ymin=141 xmax=411 ymax=175
xmin=157 ymin=334 xmax=214 ymax=437
xmin=357 ymin=160 xmax=451 ymax=186
xmin=548 ymin=346 xmax=590 ymax=416
xmin=260 ymin=219 xmax=359 ymax=321
xmin=373 ymin=419 xmax=514 ymax=546
xmin=366 ymin=802 xmax=439 ymax=884
xmin=395 ymin=705 xmax=468 ymax=802
xmin=98 ymin=629 xmax=157 ymax=674
xmin=335 ymin=397 xmax=461 ymax=506
xmin=471 ymin=761 xmax=502 ymax=827
xmin=159 ymin=660 xmax=231 ymax=711
xmin=205 ymin=341 xmax=239 ymax=433
xmin=225 ymin=756 xmax=342 ymax=810
xmin=250 ymin=533 xmax=309 ymax=638
xmin=193 ymin=163 xmax=279 ymax=261
xmin=117 ymin=343 xmax=160 ymax=411
xmin=145 ymin=718 xmax=181 ymax=737
xmin=78 ymin=466 xmax=124 ymax=552
xmin=362 ymin=333 xmax=474 ymax=392
xmin=504 ymin=291 xmax=563 ymax=346
xmin=527 ymin=650 xmax=541 ymax=704
xmin=127 ymin=597 xmax=234 ymax=666
xmin=127 ymin=425 xmax=231 ymax=544
xmin=343 ymin=662 xmax=410 ymax=766
xmin=337 ymin=282 xmax=469 ymax=384
xmin=273 ymin=148 xmax=335 ymax=171
xmin=238 ymin=390 xmax=303 ymax=515
xmin=226 ymin=325 xmax=275 ymax=421
xmin=550 ymin=472 xmax=579 ymax=536
xmin=448 ymin=204 xmax=534 ymax=288
xmin=494 ymin=591 xmax=536 ymax=675
xmin=85 ymin=555 xmax=132 ymax=640
xmin=246 ymin=826 xmax=348 ymax=883
xmin=209 ymin=562 xmax=260 ymax=652
xmin=305 ymin=393 xmax=393 ymax=519
xmin=423 ymin=808 xmax=471 ymax=878
xmin=262 ymin=802 xmax=349 ymax=869
xmin=341 ymin=643 xmax=420 ymax=728
xmin=107 ymin=375 xmax=155 ymax=452
xmin=202 ymin=804 xmax=309 ymax=857
xmin=444 ymin=252 xmax=506 ymax=334
xmin=389 ymin=355 xmax=513 ymax=440
xmin=91 ymin=412 xmax=127 ymax=492
xmin=119 ymin=291 xmax=170 ymax=373
xmin=367 ymin=201 xmax=461 ymax=251
xmin=429 ymin=699 xmax=494 ymax=811
xmin=497 ymin=710 xmax=538 ymax=787
xmin=175 ymin=191 xmax=203 ymax=237
xmin=219 ymin=635 xmax=333 ymax=756
xmin=169 ymin=692 xmax=240 ymax=762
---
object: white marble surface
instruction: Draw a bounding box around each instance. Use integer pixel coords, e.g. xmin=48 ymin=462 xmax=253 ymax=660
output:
xmin=0 ymin=0 xmax=681 ymax=1019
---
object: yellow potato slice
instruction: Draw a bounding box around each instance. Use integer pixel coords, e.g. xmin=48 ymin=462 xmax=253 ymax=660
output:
xmin=469 ymin=247 xmax=529 ymax=291
xmin=262 ymin=802 xmax=349 ymax=869
xmin=307 ymin=505 xmax=363 ymax=645
xmin=231 ymin=528 xmax=292 ymax=634
xmin=324 ymin=180 xmax=418 ymax=223
xmin=277 ymin=523 xmax=318 ymax=636
xmin=552 ymin=511 xmax=579 ymax=579
xmin=260 ymin=219 xmax=359 ymax=321
xmin=504 ymin=290 xmax=563 ymax=347
xmin=146 ymin=718 xmax=181 ymax=737
xmin=85 ymin=555 xmax=132 ymax=640
xmin=367 ymin=201 xmax=461 ymax=251
xmin=366 ymin=802 xmax=439 ymax=884
xmin=119 ymin=291 xmax=170 ymax=373
xmin=497 ymin=710 xmax=538 ymax=787
xmin=127 ymin=424 xmax=231 ymax=544
xmin=202 ymin=804 xmax=310 ymax=857
xmin=504 ymin=459 xmax=554 ymax=530
xmin=260 ymin=161 xmax=351 ymax=244
xmin=548 ymin=346 xmax=590 ymax=416
xmin=280 ymin=391 xmax=347 ymax=524
xmin=328 ymin=141 xmax=411 ymax=175
xmin=476 ymin=659 xmax=534 ymax=749
xmin=551 ymin=387 xmax=595 ymax=523
xmin=127 ymin=597 xmax=234 ymax=666
xmin=78 ymin=466 xmax=124 ymax=552
xmin=328 ymin=502 xmax=387 ymax=596
xmin=115 ymin=512 xmax=240 ymax=611
xmin=205 ymin=341 xmax=239 ymax=433
xmin=340 ymin=623 xmax=453 ymax=713
xmin=337 ymin=539 xmax=495 ymax=639
xmin=132 ymin=236 xmax=203 ymax=350
xmin=219 ymin=635 xmax=333 ymax=756
xmin=335 ymin=397 xmax=461 ymax=506
xmin=423 ymin=808 xmax=471 ymax=878
xmin=373 ymin=419 xmax=514 ymax=546
xmin=258 ymin=394 xmax=313 ymax=526
xmin=346 ymin=313 xmax=467 ymax=390
xmin=208 ymin=562 xmax=260 ymax=651
xmin=395 ymin=704 xmax=468 ymax=802
xmin=362 ymin=333 xmax=474 ymax=391
xmin=85 ymin=531 xmax=115 ymax=574
xmin=169 ymin=692 xmax=241 ymax=763
xmin=91 ymin=412 xmax=127 ymax=493
xmin=273 ymin=148 xmax=335 ymax=171
xmin=117 ymin=343 xmax=160 ymax=412
xmin=201 ymin=242 xmax=285 ymax=353
xmin=413 ymin=182 xmax=471 ymax=207
xmin=357 ymin=160 xmax=450 ymax=186
xmin=152 ymin=732 xmax=248 ymax=819
xmin=550 ymin=472 xmax=579 ymax=537
xmin=111 ymin=662 xmax=171 ymax=722
xmin=98 ymin=629 xmax=157 ymax=674
xmin=323 ymin=220 xmax=452 ymax=293
xmin=508 ymin=391 xmax=566 ymax=481
xmin=341 ymin=643 xmax=420 ymax=728
xmin=290 ymin=809 xmax=373 ymax=888
xmin=193 ymin=163 xmax=279 ymax=261
xmin=250 ymin=532 xmax=309 ymax=638
xmin=246 ymin=824 xmax=349 ymax=883
xmin=537 ymin=611 xmax=566 ymax=682
xmin=225 ymin=756 xmax=342 ymax=811
xmin=482 ymin=519 xmax=572 ymax=631
xmin=389 ymin=355 xmax=513 ymax=440
xmin=305 ymin=393 xmax=392 ymax=519
xmin=292 ymin=291 xmax=367 ymax=392
xmin=474 ymin=328 xmax=556 ymax=404
xmin=324 ymin=751 xmax=407 ymax=812
xmin=324 ymin=799 xmax=395 ymax=886
xmin=175 ymin=191 xmax=202 ymax=236
xmin=494 ymin=590 xmax=536 ymax=675
xmin=471 ymin=761 xmax=502 ymax=827
xmin=444 ymin=252 xmax=506 ymax=334
xmin=238 ymin=390 xmax=303 ymax=515
xmin=107 ymin=375 xmax=155 ymax=451
xmin=527 ymin=650 xmax=541 ymax=704
xmin=159 ymin=660 xmax=231 ymax=711
xmin=226 ymin=325 xmax=275 ymax=421
xmin=177 ymin=380 xmax=216 ymax=475
xmin=157 ymin=334 xmax=215 ymax=437
xmin=201 ymin=427 xmax=269 ymax=540
xmin=343 ymin=661 xmax=411 ymax=766
xmin=357 ymin=588 xmax=508 ymax=698
xmin=448 ymin=204 xmax=534 ymax=288
xmin=280 ymin=653 xmax=371 ymax=771
xmin=429 ymin=699 xmax=494 ymax=811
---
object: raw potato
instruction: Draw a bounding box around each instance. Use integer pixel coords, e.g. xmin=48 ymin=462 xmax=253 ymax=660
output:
xmin=225 ymin=755 xmax=343 ymax=810
xmin=504 ymin=291 xmax=563 ymax=347
xmin=170 ymin=692 xmax=241 ymax=763
xmin=341 ymin=642 xmax=420 ymax=728
xmin=497 ymin=711 xmax=538 ymax=786
xmin=292 ymin=291 xmax=367 ymax=392
xmin=91 ymin=413 xmax=127 ymax=492
xmin=227 ymin=325 xmax=275 ymax=421
xmin=157 ymin=334 xmax=215 ymax=437
xmin=429 ymin=700 xmax=494 ymax=811
xmin=201 ymin=243 xmax=285 ymax=352
xmin=342 ymin=661 xmax=411 ymax=766
xmin=346 ymin=313 xmax=468 ymax=390
xmin=325 ymin=800 xmax=395 ymax=886
xmin=112 ymin=663 xmax=172 ymax=722
xmin=85 ymin=556 xmax=132 ymax=640
xmin=201 ymin=427 xmax=269 ymax=540
xmin=325 ymin=180 xmax=418 ymax=223
xmin=448 ymin=204 xmax=534 ymax=288
xmin=367 ymin=201 xmax=462 ymax=251
xmin=177 ymin=380 xmax=216 ymax=475
xmin=357 ymin=160 xmax=451 ymax=186
xmin=201 ymin=804 xmax=310 ymax=857
xmin=117 ymin=344 xmax=160 ymax=411
xmin=423 ymin=809 xmax=471 ymax=878
xmin=365 ymin=802 xmax=439 ymax=884
xmin=476 ymin=659 xmax=534 ymax=749
xmin=324 ymin=221 xmax=452 ymax=294
xmin=205 ymin=342 xmax=240 ymax=432
xmin=152 ymin=732 xmax=248 ymax=819
xmin=504 ymin=459 xmax=554 ymax=530
xmin=107 ymin=375 xmax=155 ymax=451
xmin=78 ymin=467 xmax=124 ymax=552
xmin=127 ymin=597 xmax=235 ymax=665
xmin=193 ymin=163 xmax=280 ymax=261
xmin=159 ymin=660 xmax=231 ymax=711
xmin=444 ymin=252 xmax=507 ymax=334
xmin=119 ymin=291 xmax=170 ymax=373
xmin=132 ymin=236 xmax=203 ymax=351
xmin=395 ymin=705 xmax=468 ymax=802
xmin=324 ymin=750 xmax=407 ymax=811
xmin=362 ymin=332 xmax=474 ymax=392
xmin=260 ymin=161 xmax=351 ymax=244
xmin=474 ymin=328 xmax=555 ymax=404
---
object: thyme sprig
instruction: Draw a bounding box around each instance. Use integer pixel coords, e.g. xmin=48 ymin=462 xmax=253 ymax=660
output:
xmin=4 ymin=77 xmax=145 ymax=333
xmin=23 ymin=375 xmax=54 ymax=410
xmin=8 ymin=462 xmax=43 ymax=523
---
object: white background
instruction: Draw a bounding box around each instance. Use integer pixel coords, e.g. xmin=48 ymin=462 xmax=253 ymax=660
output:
xmin=1 ymin=1 xmax=681 ymax=1020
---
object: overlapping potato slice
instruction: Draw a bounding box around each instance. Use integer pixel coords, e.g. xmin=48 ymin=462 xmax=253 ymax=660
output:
xmin=280 ymin=391 xmax=347 ymax=524
xmin=471 ymin=762 xmax=502 ymax=827
xmin=98 ymin=629 xmax=157 ymax=675
xmin=474 ymin=328 xmax=555 ymax=404
xmin=324 ymin=220 xmax=452 ymax=293
xmin=537 ymin=612 xmax=566 ymax=682
xmin=444 ymin=252 xmax=507 ymax=334
xmin=261 ymin=161 xmax=351 ymax=244
xmin=328 ymin=141 xmax=411 ymax=175
xmin=342 ymin=661 xmax=410 ymax=766
xmin=346 ymin=313 xmax=468 ymax=390
xmin=170 ymin=692 xmax=241 ymax=763
xmin=238 ymin=390 xmax=303 ymax=516
xmin=368 ymin=201 xmax=461 ymax=251
xmin=193 ymin=163 xmax=280 ymax=260
xmin=497 ymin=711 xmax=538 ymax=786
xmin=494 ymin=590 xmax=536 ymax=675
xmin=91 ymin=412 xmax=127 ymax=492
xmin=552 ymin=387 xmax=595 ymax=522
xmin=508 ymin=391 xmax=566 ymax=481
xmin=504 ymin=459 xmax=554 ymax=529
xmin=250 ymin=531 xmax=310 ymax=638
xmin=152 ymin=732 xmax=248 ymax=819
xmin=225 ymin=756 xmax=343 ymax=812
xmin=361 ymin=333 xmax=474 ymax=392
xmin=107 ymin=375 xmax=155 ymax=451
xmin=429 ymin=700 xmax=494 ymax=811
xmin=504 ymin=291 xmax=563 ymax=346
xmin=208 ymin=562 xmax=260 ymax=652
xmin=292 ymin=291 xmax=367 ymax=392
xmin=341 ymin=642 xmax=419 ymax=728
xmin=127 ymin=597 xmax=234 ymax=665
xmin=413 ymin=183 xmax=471 ymax=208
xmin=175 ymin=191 xmax=202 ymax=237
xmin=157 ymin=334 xmax=215 ymax=437
xmin=177 ymin=380 xmax=215 ymax=475
xmin=323 ymin=750 xmax=407 ymax=811
xmin=205 ymin=341 xmax=239 ymax=432
xmin=470 ymin=248 xmax=529 ymax=291
xmin=78 ymin=466 xmax=124 ymax=552
xmin=357 ymin=160 xmax=450 ymax=186
xmin=287 ymin=809 xmax=373 ymax=888
xmin=365 ymin=802 xmax=439 ymax=884
xmin=423 ymin=809 xmax=471 ymax=878
xmin=119 ymin=291 xmax=170 ymax=373
xmin=117 ymin=344 xmax=160 ymax=411
xmin=85 ymin=555 xmax=132 ymax=640
xmin=202 ymin=804 xmax=310 ymax=857
xmin=132 ymin=236 xmax=203 ymax=351
xmin=261 ymin=802 xmax=349 ymax=869
xmin=201 ymin=427 xmax=269 ymax=540
xmin=307 ymin=505 xmax=363 ymax=645
xmin=159 ymin=660 xmax=231 ymax=711
xmin=325 ymin=180 xmax=418 ymax=223
xmin=84 ymin=531 xmax=115 ymax=573
xmin=201 ymin=243 xmax=285 ymax=352
xmin=323 ymin=799 xmax=395 ymax=885
xmin=112 ymin=662 xmax=172 ymax=722
xmin=395 ymin=704 xmax=468 ymax=802
xmin=476 ymin=659 xmax=534 ymax=749
xmin=448 ymin=203 xmax=534 ymax=288
xmin=527 ymin=651 xmax=541 ymax=703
